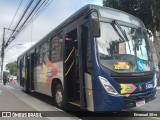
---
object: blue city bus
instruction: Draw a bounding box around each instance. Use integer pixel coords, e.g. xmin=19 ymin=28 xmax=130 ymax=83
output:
xmin=17 ymin=4 xmax=157 ymax=111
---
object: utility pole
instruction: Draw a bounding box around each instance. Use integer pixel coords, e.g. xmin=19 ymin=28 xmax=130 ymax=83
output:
xmin=1 ymin=28 xmax=15 ymax=83
xmin=1 ymin=28 xmax=5 ymax=83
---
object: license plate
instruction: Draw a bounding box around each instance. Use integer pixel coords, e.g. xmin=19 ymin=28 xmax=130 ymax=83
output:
xmin=136 ymin=99 xmax=145 ymax=107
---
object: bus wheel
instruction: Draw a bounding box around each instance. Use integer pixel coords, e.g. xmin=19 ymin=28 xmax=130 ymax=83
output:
xmin=54 ymin=84 xmax=64 ymax=109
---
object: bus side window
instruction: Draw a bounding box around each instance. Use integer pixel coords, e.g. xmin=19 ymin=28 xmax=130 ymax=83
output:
xmin=35 ymin=47 xmax=40 ymax=65
xmin=39 ymin=45 xmax=43 ymax=64
xmin=42 ymin=42 xmax=49 ymax=63
xmin=20 ymin=59 xmax=23 ymax=68
xmin=51 ymin=33 xmax=62 ymax=62
xmin=23 ymin=56 xmax=25 ymax=67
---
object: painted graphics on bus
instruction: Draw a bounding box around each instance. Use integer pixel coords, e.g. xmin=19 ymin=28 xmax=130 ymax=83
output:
xmin=36 ymin=57 xmax=58 ymax=86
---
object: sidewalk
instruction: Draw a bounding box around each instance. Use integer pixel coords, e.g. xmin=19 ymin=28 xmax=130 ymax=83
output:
xmin=0 ymin=84 xmax=78 ymax=120
xmin=0 ymin=84 xmax=48 ymax=120
xmin=0 ymin=83 xmax=37 ymax=111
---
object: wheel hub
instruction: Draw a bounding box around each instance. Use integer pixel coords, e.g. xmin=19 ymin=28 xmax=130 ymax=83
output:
xmin=55 ymin=89 xmax=62 ymax=106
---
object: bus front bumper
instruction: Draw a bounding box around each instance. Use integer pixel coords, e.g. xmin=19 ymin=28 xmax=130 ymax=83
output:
xmin=93 ymin=88 xmax=156 ymax=111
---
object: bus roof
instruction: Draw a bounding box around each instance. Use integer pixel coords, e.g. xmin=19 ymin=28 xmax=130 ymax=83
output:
xmin=17 ymin=4 xmax=145 ymax=59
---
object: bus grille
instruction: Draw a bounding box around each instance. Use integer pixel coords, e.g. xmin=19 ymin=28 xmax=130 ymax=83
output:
xmin=112 ymin=74 xmax=154 ymax=84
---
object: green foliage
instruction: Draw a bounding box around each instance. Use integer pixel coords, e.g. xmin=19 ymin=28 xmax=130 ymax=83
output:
xmin=103 ymin=0 xmax=160 ymax=32
xmin=6 ymin=61 xmax=17 ymax=75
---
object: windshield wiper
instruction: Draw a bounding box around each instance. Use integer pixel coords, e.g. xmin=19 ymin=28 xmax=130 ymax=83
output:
xmin=112 ymin=20 xmax=130 ymax=41
xmin=111 ymin=20 xmax=131 ymax=53
xmin=111 ymin=23 xmax=125 ymax=42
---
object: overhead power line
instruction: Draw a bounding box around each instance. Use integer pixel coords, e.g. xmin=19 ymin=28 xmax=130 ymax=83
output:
xmin=5 ymin=0 xmax=23 ymax=40
xmin=13 ymin=0 xmax=42 ymax=37
xmin=16 ymin=0 xmax=53 ymax=36
xmin=5 ymin=0 xmax=54 ymax=48
xmin=8 ymin=0 xmax=24 ymax=29
xmin=6 ymin=0 xmax=34 ymax=44
xmin=0 ymin=0 xmax=54 ymax=82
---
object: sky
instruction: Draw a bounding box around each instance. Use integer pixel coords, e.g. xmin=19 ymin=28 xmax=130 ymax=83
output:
xmin=0 ymin=0 xmax=103 ymax=70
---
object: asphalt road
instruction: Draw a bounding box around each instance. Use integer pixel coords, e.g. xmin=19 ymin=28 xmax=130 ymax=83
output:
xmin=4 ymin=82 xmax=160 ymax=120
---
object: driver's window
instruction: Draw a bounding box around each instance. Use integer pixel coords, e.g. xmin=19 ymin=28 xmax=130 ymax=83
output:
xmin=119 ymin=42 xmax=126 ymax=54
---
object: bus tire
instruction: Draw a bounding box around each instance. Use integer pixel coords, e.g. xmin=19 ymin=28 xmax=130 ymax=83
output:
xmin=54 ymin=84 xmax=64 ymax=109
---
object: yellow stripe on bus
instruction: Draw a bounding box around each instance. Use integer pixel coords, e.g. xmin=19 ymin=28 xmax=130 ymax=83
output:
xmin=65 ymin=47 xmax=75 ymax=63
xmin=65 ymin=60 xmax=74 ymax=76
xmin=69 ymin=102 xmax=80 ymax=107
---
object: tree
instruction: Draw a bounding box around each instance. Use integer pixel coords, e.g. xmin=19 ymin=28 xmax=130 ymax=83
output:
xmin=6 ymin=61 xmax=17 ymax=75
xmin=103 ymin=0 xmax=160 ymax=68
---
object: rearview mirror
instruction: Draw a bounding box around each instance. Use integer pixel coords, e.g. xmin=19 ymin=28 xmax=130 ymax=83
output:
xmin=92 ymin=19 xmax=100 ymax=37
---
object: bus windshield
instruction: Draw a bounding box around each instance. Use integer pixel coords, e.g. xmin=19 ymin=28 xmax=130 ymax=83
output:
xmin=97 ymin=22 xmax=154 ymax=72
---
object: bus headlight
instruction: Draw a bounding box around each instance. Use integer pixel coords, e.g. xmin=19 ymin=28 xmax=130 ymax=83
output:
xmin=98 ymin=76 xmax=118 ymax=95
xmin=154 ymin=74 xmax=157 ymax=88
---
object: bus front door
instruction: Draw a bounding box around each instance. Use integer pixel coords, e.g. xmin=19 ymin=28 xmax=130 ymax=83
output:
xmin=64 ymin=29 xmax=80 ymax=107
